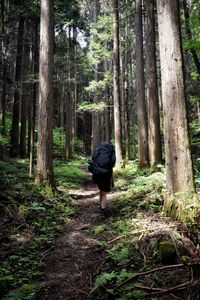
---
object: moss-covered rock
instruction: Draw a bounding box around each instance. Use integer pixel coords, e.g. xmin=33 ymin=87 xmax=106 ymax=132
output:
xmin=157 ymin=240 xmax=177 ymax=264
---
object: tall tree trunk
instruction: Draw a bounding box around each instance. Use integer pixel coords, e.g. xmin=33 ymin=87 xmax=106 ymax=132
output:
xmin=135 ymin=0 xmax=149 ymax=167
xmin=71 ymin=26 xmax=76 ymax=153
xmin=35 ymin=0 xmax=54 ymax=189
xmin=156 ymin=0 xmax=196 ymax=220
xmin=124 ymin=0 xmax=130 ymax=161
xmin=0 ymin=0 xmax=6 ymax=135
xmin=65 ymin=26 xmax=73 ymax=159
xmin=104 ymin=59 xmax=111 ymax=142
xmin=91 ymin=0 xmax=101 ymax=153
xmin=146 ymin=0 xmax=162 ymax=167
xmin=20 ymin=21 xmax=31 ymax=158
xmin=29 ymin=16 xmax=39 ymax=177
xmin=10 ymin=16 xmax=24 ymax=157
xmin=113 ymin=0 xmax=123 ymax=167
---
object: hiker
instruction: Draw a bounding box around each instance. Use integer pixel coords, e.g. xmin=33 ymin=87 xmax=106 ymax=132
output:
xmin=88 ymin=142 xmax=116 ymax=214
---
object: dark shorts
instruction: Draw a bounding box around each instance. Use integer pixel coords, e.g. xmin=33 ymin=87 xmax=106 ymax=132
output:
xmin=92 ymin=171 xmax=113 ymax=192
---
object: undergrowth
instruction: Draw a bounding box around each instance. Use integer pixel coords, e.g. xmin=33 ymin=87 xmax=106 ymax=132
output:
xmin=90 ymin=163 xmax=165 ymax=299
xmin=0 ymin=157 xmax=86 ymax=299
xmin=90 ymin=162 xmax=200 ymax=299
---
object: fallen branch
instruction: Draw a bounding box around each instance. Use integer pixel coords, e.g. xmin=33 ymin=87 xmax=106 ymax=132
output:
xmin=145 ymin=279 xmax=200 ymax=297
xmin=114 ymin=262 xmax=200 ymax=290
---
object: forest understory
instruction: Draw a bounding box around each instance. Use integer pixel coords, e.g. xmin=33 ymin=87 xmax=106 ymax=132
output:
xmin=1 ymin=157 xmax=200 ymax=300
xmin=1 ymin=0 xmax=200 ymax=299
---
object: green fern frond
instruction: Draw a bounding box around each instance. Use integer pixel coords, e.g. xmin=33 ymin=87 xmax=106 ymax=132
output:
xmin=91 ymin=271 xmax=116 ymax=293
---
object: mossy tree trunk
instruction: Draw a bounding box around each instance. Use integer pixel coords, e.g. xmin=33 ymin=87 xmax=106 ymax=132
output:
xmin=156 ymin=0 xmax=197 ymax=220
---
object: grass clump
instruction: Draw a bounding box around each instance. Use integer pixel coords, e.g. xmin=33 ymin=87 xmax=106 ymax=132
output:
xmin=54 ymin=158 xmax=86 ymax=188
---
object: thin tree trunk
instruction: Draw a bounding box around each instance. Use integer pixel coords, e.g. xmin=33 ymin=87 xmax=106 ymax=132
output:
xmin=71 ymin=26 xmax=76 ymax=153
xmin=197 ymin=100 xmax=200 ymax=124
xmin=10 ymin=16 xmax=24 ymax=157
xmin=29 ymin=16 xmax=38 ymax=177
xmin=65 ymin=26 xmax=73 ymax=159
xmin=146 ymin=0 xmax=162 ymax=167
xmin=20 ymin=21 xmax=31 ymax=158
xmin=104 ymin=59 xmax=111 ymax=142
xmin=60 ymin=83 xmax=65 ymax=130
xmin=0 ymin=0 xmax=6 ymax=135
xmin=135 ymin=0 xmax=149 ymax=167
xmin=124 ymin=0 xmax=130 ymax=161
xmin=91 ymin=0 xmax=101 ymax=153
xmin=35 ymin=0 xmax=54 ymax=189
xmin=113 ymin=0 xmax=123 ymax=167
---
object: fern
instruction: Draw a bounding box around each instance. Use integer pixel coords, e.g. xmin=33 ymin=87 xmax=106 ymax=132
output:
xmin=91 ymin=271 xmax=116 ymax=293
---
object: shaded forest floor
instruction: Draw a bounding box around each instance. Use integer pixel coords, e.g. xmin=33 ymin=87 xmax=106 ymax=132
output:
xmin=40 ymin=179 xmax=113 ymax=299
xmin=1 ymin=158 xmax=200 ymax=299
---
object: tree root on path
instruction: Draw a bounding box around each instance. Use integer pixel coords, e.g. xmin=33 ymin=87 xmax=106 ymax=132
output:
xmin=114 ymin=261 xmax=200 ymax=292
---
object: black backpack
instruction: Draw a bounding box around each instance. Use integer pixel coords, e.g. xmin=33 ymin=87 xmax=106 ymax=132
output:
xmin=89 ymin=142 xmax=116 ymax=175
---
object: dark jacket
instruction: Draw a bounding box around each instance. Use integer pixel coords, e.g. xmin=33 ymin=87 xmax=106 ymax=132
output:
xmin=90 ymin=142 xmax=116 ymax=192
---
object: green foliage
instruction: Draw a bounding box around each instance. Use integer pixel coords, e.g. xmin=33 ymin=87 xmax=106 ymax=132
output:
xmin=77 ymin=101 xmax=106 ymax=112
xmin=85 ymin=71 xmax=112 ymax=95
xmin=0 ymin=157 xmax=84 ymax=298
xmin=106 ymin=243 xmax=129 ymax=264
xmin=189 ymin=2 xmax=200 ymax=56
xmin=54 ymin=158 xmax=86 ymax=188
xmin=53 ymin=128 xmax=65 ymax=158
xmin=0 ymin=112 xmax=12 ymax=136
xmin=92 ymin=225 xmax=107 ymax=234
xmin=88 ymin=14 xmax=113 ymax=65
xmin=91 ymin=271 xmax=116 ymax=293
xmin=3 ymin=283 xmax=47 ymax=300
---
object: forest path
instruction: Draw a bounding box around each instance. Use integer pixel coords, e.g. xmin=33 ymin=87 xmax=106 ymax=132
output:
xmin=40 ymin=175 xmax=114 ymax=300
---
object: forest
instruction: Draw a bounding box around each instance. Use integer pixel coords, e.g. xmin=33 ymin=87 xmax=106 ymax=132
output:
xmin=0 ymin=0 xmax=200 ymax=299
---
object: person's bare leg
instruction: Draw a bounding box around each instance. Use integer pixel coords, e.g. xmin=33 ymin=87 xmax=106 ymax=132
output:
xmin=100 ymin=190 xmax=107 ymax=209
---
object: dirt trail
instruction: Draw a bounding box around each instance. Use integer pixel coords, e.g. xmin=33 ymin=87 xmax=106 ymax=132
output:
xmin=40 ymin=177 xmax=114 ymax=300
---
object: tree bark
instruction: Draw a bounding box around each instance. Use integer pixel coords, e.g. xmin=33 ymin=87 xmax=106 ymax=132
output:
xmin=146 ymin=0 xmax=162 ymax=167
xmin=20 ymin=21 xmax=31 ymax=158
xmin=35 ymin=0 xmax=54 ymax=189
xmin=91 ymin=0 xmax=101 ymax=153
xmin=135 ymin=0 xmax=149 ymax=167
xmin=156 ymin=0 xmax=196 ymax=220
xmin=29 ymin=16 xmax=39 ymax=177
xmin=104 ymin=59 xmax=111 ymax=142
xmin=0 ymin=0 xmax=6 ymax=135
xmin=124 ymin=0 xmax=130 ymax=161
xmin=65 ymin=26 xmax=73 ymax=159
xmin=113 ymin=0 xmax=123 ymax=167
xmin=10 ymin=16 xmax=24 ymax=157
